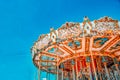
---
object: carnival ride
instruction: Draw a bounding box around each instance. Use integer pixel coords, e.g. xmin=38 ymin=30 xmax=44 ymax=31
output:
xmin=31 ymin=16 xmax=120 ymax=80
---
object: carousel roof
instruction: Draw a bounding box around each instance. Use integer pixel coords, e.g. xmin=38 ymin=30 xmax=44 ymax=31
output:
xmin=31 ymin=16 xmax=120 ymax=74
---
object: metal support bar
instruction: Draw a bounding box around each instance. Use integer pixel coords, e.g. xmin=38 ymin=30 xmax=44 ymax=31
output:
xmin=57 ymin=55 xmax=59 ymax=80
xmin=79 ymin=61 xmax=82 ymax=79
xmin=104 ymin=63 xmax=110 ymax=80
xmin=97 ymin=57 xmax=102 ymax=80
xmin=72 ymin=65 xmax=75 ymax=80
xmin=88 ymin=63 xmax=93 ymax=80
xmin=38 ymin=61 xmax=41 ymax=80
xmin=61 ymin=69 xmax=64 ymax=80
xmin=75 ymin=59 xmax=78 ymax=80
xmin=115 ymin=64 xmax=120 ymax=75
xmin=91 ymin=52 xmax=98 ymax=80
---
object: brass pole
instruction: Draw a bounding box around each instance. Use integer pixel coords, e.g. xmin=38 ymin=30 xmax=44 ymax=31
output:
xmin=38 ymin=61 xmax=41 ymax=80
xmin=47 ymin=57 xmax=49 ymax=80
xmin=86 ymin=56 xmax=92 ymax=80
xmin=72 ymin=65 xmax=75 ymax=80
xmin=89 ymin=63 xmax=93 ymax=80
xmin=104 ymin=62 xmax=110 ymax=80
xmin=79 ymin=61 xmax=82 ymax=79
xmin=75 ymin=59 xmax=78 ymax=80
xmin=113 ymin=58 xmax=120 ymax=75
xmin=61 ymin=69 xmax=63 ymax=80
xmin=57 ymin=54 xmax=59 ymax=80
xmin=97 ymin=57 xmax=102 ymax=80
xmin=71 ymin=59 xmax=75 ymax=80
xmin=46 ymin=72 xmax=48 ymax=80
xmin=115 ymin=64 xmax=120 ymax=75
xmin=49 ymin=72 xmax=50 ymax=80
xmin=90 ymin=52 xmax=98 ymax=80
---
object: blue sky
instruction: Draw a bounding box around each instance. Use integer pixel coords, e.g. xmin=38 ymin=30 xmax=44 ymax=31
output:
xmin=0 ymin=0 xmax=120 ymax=80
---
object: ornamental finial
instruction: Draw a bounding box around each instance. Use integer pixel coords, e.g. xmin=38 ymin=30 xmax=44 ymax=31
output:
xmin=84 ymin=16 xmax=89 ymax=22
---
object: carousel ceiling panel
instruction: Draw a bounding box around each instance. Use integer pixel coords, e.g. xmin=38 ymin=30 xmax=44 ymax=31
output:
xmin=56 ymin=46 xmax=70 ymax=57
xmin=109 ymin=41 xmax=120 ymax=52
xmin=47 ymin=46 xmax=69 ymax=57
xmin=92 ymin=35 xmax=119 ymax=52
xmin=93 ymin=37 xmax=110 ymax=48
xmin=48 ymin=47 xmax=56 ymax=53
xmin=40 ymin=61 xmax=56 ymax=67
xmin=41 ymin=56 xmax=55 ymax=61
xmin=41 ymin=62 xmax=47 ymax=66
xmin=67 ymin=40 xmax=82 ymax=50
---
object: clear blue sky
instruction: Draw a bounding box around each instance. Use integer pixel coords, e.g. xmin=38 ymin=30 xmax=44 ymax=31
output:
xmin=0 ymin=0 xmax=120 ymax=80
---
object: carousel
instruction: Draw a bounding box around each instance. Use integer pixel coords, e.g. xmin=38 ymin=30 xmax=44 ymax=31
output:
xmin=31 ymin=16 xmax=120 ymax=80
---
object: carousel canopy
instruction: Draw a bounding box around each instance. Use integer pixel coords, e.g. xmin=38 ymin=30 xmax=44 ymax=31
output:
xmin=31 ymin=16 xmax=120 ymax=74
